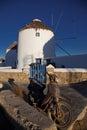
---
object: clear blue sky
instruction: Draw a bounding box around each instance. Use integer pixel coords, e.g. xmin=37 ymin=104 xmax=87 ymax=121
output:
xmin=0 ymin=0 xmax=87 ymax=58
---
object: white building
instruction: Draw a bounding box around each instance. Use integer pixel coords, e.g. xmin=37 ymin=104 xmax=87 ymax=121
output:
xmin=52 ymin=54 xmax=87 ymax=68
xmin=17 ymin=19 xmax=55 ymax=69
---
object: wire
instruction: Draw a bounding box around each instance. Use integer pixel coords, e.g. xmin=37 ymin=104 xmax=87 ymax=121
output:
xmin=55 ymin=11 xmax=63 ymax=33
xmin=55 ymin=40 xmax=71 ymax=56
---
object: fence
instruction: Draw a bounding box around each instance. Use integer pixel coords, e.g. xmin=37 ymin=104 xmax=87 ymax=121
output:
xmin=30 ymin=59 xmax=46 ymax=83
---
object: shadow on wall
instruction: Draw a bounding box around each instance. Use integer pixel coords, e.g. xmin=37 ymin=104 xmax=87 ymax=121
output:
xmin=43 ymin=37 xmax=55 ymax=58
xmin=70 ymin=80 xmax=87 ymax=98
xmin=5 ymin=49 xmax=17 ymax=69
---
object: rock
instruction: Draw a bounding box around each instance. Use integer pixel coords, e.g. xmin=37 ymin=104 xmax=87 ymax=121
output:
xmin=68 ymin=106 xmax=87 ymax=130
xmin=0 ymin=83 xmax=3 ymax=89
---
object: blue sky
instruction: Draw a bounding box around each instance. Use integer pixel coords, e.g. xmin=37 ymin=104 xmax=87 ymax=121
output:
xmin=0 ymin=0 xmax=87 ymax=58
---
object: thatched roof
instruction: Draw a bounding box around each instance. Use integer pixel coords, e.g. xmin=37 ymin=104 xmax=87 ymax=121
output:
xmin=7 ymin=41 xmax=17 ymax=50
xmin=20 ymin=19 xmax=54 ymax=33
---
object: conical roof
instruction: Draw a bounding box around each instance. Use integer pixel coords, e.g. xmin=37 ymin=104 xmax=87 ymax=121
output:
xmin=7 ymin=41 xmax=17 ymax=50
xmin=20 ymin=19 xmax=54 ymax=33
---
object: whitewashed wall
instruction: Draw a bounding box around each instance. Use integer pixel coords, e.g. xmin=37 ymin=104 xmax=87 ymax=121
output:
xmin=52 ymin=54 xmax=87 ymax=68
xmin=17 ymin=28 xmax=55 ymax=69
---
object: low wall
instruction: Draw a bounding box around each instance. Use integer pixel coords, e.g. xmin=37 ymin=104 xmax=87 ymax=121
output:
xmin=47 ymin=66 xmax=87 ymax=85
xmin=0 ymin=67 xmax=87 ymax=85
xmin=55 ymin=70 xmax=87 ymax=85
xmin=0 ymin=69 xmax=29 ymax=83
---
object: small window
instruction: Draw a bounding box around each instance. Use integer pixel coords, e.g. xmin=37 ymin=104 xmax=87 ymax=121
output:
xmin=36 ymin=32 xmax=40 ymax=37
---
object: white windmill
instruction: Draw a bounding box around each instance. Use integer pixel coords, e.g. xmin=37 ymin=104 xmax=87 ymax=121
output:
xmin=17 ymin=19 xmax=55 ymax=69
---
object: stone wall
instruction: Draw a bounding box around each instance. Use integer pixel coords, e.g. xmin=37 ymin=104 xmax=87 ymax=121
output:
xmin=46 ymin=65 xmax=87 ymax=85
xmin=0 ymin=71 xmax=29 ymax=83
xmin=55 ymin=71 xmax=87 ymax=85
xmin=0 ymin=66 xmax=87 ymax=85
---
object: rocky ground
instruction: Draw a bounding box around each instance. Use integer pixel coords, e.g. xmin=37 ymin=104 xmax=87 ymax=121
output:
xmin=0 ymin=80 xmax=87 ymax=130
xmin=19 ymin=80 xmax=87 ymax=130
xmin=60 ymin=81 xmax=87 ymax=130
xmin=0 ymin=83 xmax=56 ymax=130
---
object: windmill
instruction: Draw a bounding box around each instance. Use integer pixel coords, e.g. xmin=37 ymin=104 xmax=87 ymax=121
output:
xmin=51 ymin=12 xmax=77 ymax=57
